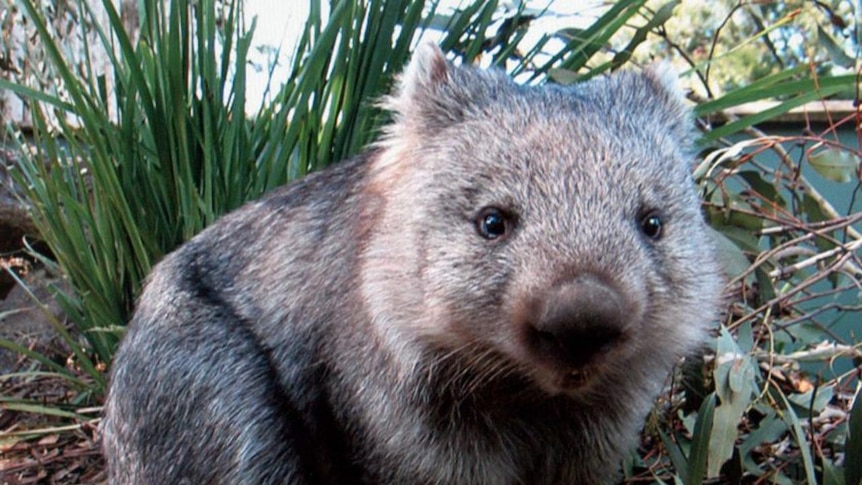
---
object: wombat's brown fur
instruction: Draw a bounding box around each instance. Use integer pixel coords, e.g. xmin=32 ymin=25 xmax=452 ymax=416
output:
xmin=102 ymin=43 xmax=722 ymax=484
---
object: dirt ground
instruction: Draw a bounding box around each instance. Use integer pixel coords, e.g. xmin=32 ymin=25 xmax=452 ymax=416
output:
xmin=0 ymin=256 xmax=106 ymax=485
xmin=0 ymin=389 xmax=105 ymax=484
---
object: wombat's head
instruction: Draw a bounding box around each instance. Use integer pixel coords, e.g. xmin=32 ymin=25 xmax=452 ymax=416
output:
xmin=362 ymin=44 xmax=722 ymax=398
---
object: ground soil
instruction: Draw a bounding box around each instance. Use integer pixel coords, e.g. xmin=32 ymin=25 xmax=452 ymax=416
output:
xmin=0 ymin=255 xmax=106 ymax=485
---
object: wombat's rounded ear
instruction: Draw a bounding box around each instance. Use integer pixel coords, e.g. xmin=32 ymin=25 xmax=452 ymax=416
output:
xmin=396 ymin=42 xmax=451 ymax=106
xmin=381 ymin=42 xmax=455 ymax=131
xmin=642 ymin=63 xmax=696 ymax=146
xmin=643 ymin=63 xmax=688 ymax=117
xmin=381 ymin=42 xmax=511 ymax=137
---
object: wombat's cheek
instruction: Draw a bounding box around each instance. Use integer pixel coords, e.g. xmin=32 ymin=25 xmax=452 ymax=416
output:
xmin=505 ymin=275 xmax=644 ymax=395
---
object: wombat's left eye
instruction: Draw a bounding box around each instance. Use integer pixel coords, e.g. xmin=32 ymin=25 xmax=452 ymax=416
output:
xmin=477 ymin=208 xmax=510 ymax=240
xmin=640 ymin=211 xmax=664 ymax=240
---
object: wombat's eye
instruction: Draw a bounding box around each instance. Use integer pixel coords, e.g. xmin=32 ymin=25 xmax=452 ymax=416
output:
xmin=640 ymin=211 xmax=664 ymax=240
xmin=476 ymin=208 xmax=510 ymax=240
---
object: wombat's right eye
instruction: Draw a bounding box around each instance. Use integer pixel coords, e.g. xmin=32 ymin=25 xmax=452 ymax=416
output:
xmin=476 ymin=208 xmax=510 ymax=240
xmin=639 ymin=211 xmax=664 ymax=240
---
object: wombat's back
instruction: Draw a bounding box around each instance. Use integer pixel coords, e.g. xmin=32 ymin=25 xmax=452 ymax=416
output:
xmin=103 ymin=154 xmax=375 ymax=484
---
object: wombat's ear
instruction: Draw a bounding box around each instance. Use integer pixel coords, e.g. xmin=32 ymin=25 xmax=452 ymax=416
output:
xmin=382 ymin=42 xmax=456 ymax=133
xmin=641 ymin=63 xmax=696 ymax=146
xmin=396 ymin=42 xmax=452 ymax=108
xmin=382 ymin=42 xmax=511 ymax=138
xmin=643 ymin=63 xmax=689 ymax=118
xmin=386 ymin=41 xmax=511 ymax=136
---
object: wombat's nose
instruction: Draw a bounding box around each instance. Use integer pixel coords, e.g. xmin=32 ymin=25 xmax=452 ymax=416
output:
xmin=531 ymin=277 xmax=629 ymax=368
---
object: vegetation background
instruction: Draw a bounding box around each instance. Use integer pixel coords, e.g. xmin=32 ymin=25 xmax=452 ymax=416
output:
xmin=0 ymin=0 xmax=860 ymax=483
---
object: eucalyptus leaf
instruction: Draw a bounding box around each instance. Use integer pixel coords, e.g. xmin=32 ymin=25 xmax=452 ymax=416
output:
xmin=808 ymin=147 xmax=859 ymax=184
xmin=708 ymin=191 xmax=767 ymax=231
xmin=660 ymin=430 xmax=690 ymax=480
xmin=708 ymin=227 xmax=752 ymax=280
xmin=736 ymin=321 xmax=754 ymax=354
xmin=778 ymin=388 xmax=818 ymax=485
xmin=754 ymin=268 xmax=776 ymax=307
xmin=710 ymin=328 xmax=756 ymax=477
xmin=739 ymin=411 xmax=787 ymax=458
xmin=823 ymin=458 xmax=846 ymax=485
xmin=802 ymin=192 xmax=839 ymax=254
xmin=689 ymin=393 xmax=716 ymax=485
xmin=788 ymin=385 xmax=834 ymax=414
xmin=707 ymin=218 xmax=761 ymax=254
xmin=737 ymin=170 xmax=785 ymax=207
xmin=728 ymin=357 xmax=756 ymax=395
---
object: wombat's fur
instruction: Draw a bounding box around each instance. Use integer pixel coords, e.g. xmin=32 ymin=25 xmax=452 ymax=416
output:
xmin=102 ymin=43 xmax=722 ymax=484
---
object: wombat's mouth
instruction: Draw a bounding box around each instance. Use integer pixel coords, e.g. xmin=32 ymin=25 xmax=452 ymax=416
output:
xmin=531 ymin=327 xmax=621 ymax=367
xmin=526 ymin=360 xmax=602 ymax=396
xmin=527 ymin=326 xmax=626 ymax=366
xmin=523 ymin=323 xmax=629 ymax=394
xmin=561 ymin=368 xmax=591 ymax=388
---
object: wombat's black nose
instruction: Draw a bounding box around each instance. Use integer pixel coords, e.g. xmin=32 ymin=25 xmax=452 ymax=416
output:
xmin=531 ymin=277 xmax=629 ymax=368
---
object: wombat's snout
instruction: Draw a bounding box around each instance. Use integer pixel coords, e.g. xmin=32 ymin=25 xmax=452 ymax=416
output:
xmin=529 ymin=276 xmax=630 ymax=370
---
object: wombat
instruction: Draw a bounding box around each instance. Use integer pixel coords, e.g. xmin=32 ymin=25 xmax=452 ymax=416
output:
xmin=102 ymin=43 xmax=723 ymax=484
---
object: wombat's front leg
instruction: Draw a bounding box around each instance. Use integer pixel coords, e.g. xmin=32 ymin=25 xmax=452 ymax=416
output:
xmin=103 ymin=291 xmax=318 ymax=484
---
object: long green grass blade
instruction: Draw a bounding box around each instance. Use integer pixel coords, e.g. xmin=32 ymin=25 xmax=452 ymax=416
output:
xmin=0 ymin=402 xmax=82 ymax=420
xmin=696 ymin=74 xmax=856 ymax=117
xmin=0 ymin=340 xmax=82 ymax=386
xmin=0 ymin=78 xmax=74 ymax=111
xmin=697 ymin=74 xmax=856 ymax=142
